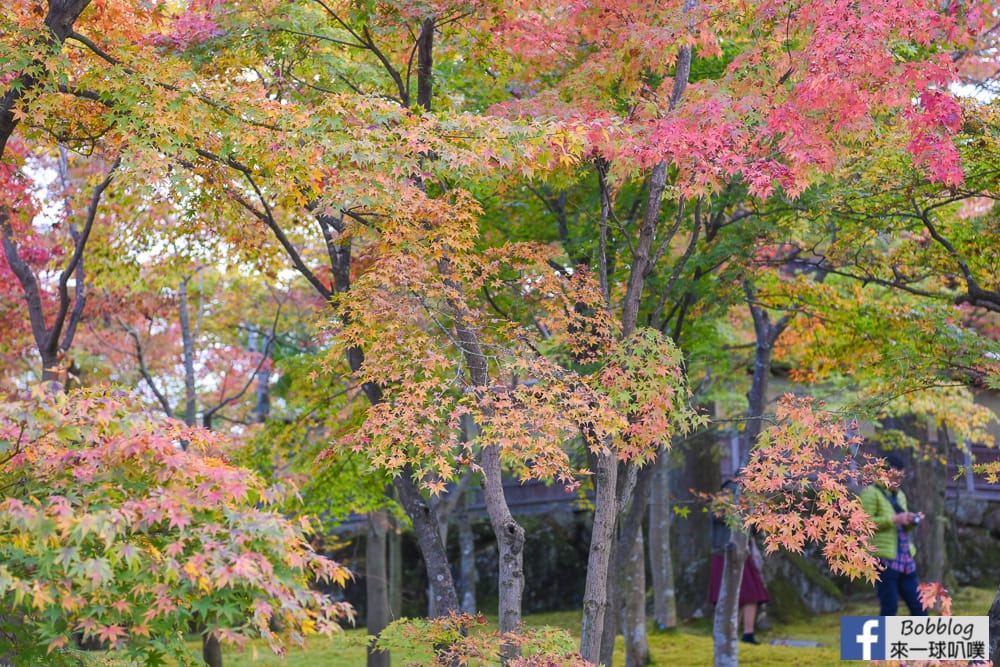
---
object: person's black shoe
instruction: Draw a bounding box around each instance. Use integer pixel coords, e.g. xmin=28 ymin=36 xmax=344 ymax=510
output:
xmin=741 ymin=633 xmax=761 ymax=645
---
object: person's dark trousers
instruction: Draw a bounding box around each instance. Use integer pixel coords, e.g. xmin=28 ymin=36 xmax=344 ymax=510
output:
xmin=876 ymin=568 xmax=928 ymax=616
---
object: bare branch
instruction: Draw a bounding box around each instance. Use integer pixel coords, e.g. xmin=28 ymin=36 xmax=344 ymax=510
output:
xmin=273 ymin=27 xmax=367 ymax=49
xmin=202 ymin=304 xmax=283 ymax=426
xmin=53 ymin=156 xmax=120 ymax=356
xmin=121 ymin=319 xmax=174 ymax=417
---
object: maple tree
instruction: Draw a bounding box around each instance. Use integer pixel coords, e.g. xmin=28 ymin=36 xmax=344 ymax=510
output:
xmin=0 ymin=142 xmax=120 ymax=385
xmin=0 ymin=388 xmax=351 ymax=665
xmin=3 ymin=1 xmax=1000 ymax=666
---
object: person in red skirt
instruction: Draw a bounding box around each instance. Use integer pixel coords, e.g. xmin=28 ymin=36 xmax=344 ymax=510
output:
xmin=708 ymin=479 xmax=770 ymax=644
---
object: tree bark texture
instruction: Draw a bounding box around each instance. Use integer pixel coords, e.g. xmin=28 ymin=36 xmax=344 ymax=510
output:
xmin=427 ymin=472 xmax=471 ymax=617
xmin=623 ymin=527 xmax=649 ymax=667
xmin=712 ymin=531 xmax=747 ymax=667
xmin=599 ymin=460 xmax=655 ymax=667
xmin=580 ymin=451 xmax=618 ymax=664
xmin=620 ymin=162 xmax=668 ymax=339
xmin=482 ymin=441 xmax=525 ymax=661
xmin=599 ymin=535 xmax=622 ymax=667
xmin=427 ymin=504 xmax=449 ymax=618
xmin=416 ymin=19 xmax=434 ymax=111
xmin=367 ymin=510 xmax=391 ymax=667
xmin=649 ymin=451 xmax=677 ymax=629
xmin=394 ymin=466 xmax=460 ymax=616
xmin=458 ymin=492 xmax=478 ymax=615
xmin=388 ymin=517 xmax=403 ymax=620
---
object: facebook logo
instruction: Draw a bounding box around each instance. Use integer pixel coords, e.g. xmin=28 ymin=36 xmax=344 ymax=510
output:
xmin=841 ymin=616 xmax=885 ymax=660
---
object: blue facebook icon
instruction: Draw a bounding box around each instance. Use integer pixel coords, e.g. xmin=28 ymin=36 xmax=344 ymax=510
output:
xmin=841 ymin=616 xmax=885 ymax=660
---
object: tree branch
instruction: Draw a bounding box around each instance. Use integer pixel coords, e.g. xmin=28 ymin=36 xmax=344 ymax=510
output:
xmin=0 ymin=215 xmax=50 ymax=354
xmin=52 ymin=156 xmax=120 ymax=357
xmin=215 ymin=162 xmax=334 ymax=301
xmin=918 ymin=205 xmax=1000 ymax=312
xmin=121 ymin=319 xmax=174 ymax=417
xmin=202 ymin=304 xmax=282 ymax=427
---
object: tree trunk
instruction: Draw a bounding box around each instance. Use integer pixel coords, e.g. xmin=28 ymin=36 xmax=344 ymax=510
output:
xmin=649 ymin=450 xmax=677 ymax=630
xmin=444 ymin=270 xmax=523 ymax=659
xmin=389 ymin=518 xmax=403 ymax=620
xmin=581 ymin=24 xmax=695 ymax=657
xmin=202 ymin=634 xmax=222 ymax=667
xmin=367 ymin=510 xmax=391 ymax=667
xmin=427 ymin=516 xmax=449 ymax=618
xmin=481 ymin=443 xmax=524 ymax=662
xmin=394 ymin=467 xmax=459 ymax=616
xmin=580 ymin=450 xmax=618 ymax=664
xmin=600 ymin=461 xmax=655 ymax=667
xmin=599 ymin=534 xmax=622 ymax=667
xmin=624 ymin=526 xmax=649 ymax=667
xmin=671 ymin=428 xmax=718 ymax=617
xmin=252 ymin=329 xmax=271 ymax=423
xmin=711 ymin=282 xmax=787 ymax=665
xmin=428 ymin=473 xmax=470 ymax=616
xmin=178 ymin=277 xmax=198 ymax=429
xmin=458 ymin=492 xmax=478 ymax=615
xmin=40 ymin=353 xmax=62 ymax=385
xmin=712 ymin=531 xmax=747 ymax=667
xmin=913 ymin=427 xmax=948 ymax=585
xmin=989 ymin=583 xmax=1000 ymax=664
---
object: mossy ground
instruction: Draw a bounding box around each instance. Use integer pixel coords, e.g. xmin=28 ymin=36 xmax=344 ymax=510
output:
xmin=178 ymin=586 xmax=995 ymax=666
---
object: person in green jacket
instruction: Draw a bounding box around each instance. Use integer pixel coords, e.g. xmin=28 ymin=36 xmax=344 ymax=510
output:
xmin=859 ymin=453 xmax=927 ymax=616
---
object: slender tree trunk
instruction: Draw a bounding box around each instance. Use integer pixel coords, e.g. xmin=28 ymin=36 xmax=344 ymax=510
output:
xmin=427 ymin=515 xmax=448 ymax=618
xmin=389 ymin=517 xmax=403 ymax=620
xmin=458 ymin=491 xmax=478 ymax=615
xmin=599 ymin=536 xmax=622 ymax=666
xmin=712 ymin=280 xmax=789 ymax=665
xmin=624 ymin=526 xmax=649 ymax=667
xmin=481 ymin=442 xmax=524 ymax=661
xmin=649 ymin=450 xmax=677 ymax=630
xmin=581 ymin=16 xmax=696 ymax=656
xmin=177 ymin=276 xmax=221 ymax=667
xmin=581 ymin=451 xmax=618 ymax=664
xmin=913 ymin=427 xmax=948 ymax=585
xmin=713 ymin=531 xmax=747 ymax=667
xmin=202 ymin=632 xmax=223 ymax=667
xmin=443 ymin=263 xmax=524 ymax=660
xmin=989 ymin=583 xmax=1000 ymax=664
xmin=394 ymin=466 xmax=460 ymax=615
xmin=252 ymin=328 xmax=271 ymax=423
xmin=367 ymin=510 xmax=391 ymax=667
xmin=600 ymin=462 xmax=655 ymax=667
xmin=428 ymin=473 xmax=472 ymax=616
xmin=179 ymin=277 xmax=198 ymax=429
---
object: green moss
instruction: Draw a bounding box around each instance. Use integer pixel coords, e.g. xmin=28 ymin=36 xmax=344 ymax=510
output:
xmin=100 ymin=586 xmax=995 ymax=666
xmin=785 ymin=551 xmax=844 ymax=601
xmin=766 ymin=576 xmax=809 ymax=624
